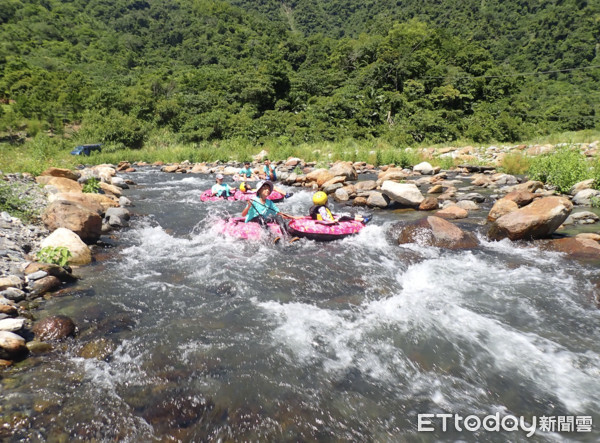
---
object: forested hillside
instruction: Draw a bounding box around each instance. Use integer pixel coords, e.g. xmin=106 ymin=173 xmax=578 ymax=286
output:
xmin=0 ymin=0 xmax=598 ymax=150
xmin=229 ymin=0 xmax=599 ymax=72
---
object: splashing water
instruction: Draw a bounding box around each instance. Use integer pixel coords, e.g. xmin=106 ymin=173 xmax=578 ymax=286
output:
xmin=3 ymin=169 xmax=600 ymax=441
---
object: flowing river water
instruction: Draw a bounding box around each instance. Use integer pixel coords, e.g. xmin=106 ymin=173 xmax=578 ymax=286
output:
xmin=3 ymin=168 xmax=600 ymax=442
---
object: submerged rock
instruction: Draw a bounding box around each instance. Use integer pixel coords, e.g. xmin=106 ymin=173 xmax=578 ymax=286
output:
xmin=78 ymin=338 xmax=117 ymax=360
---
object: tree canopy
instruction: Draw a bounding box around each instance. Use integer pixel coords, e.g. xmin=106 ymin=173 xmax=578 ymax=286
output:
xmin=0 ymin=0 xmax=598 ymax=148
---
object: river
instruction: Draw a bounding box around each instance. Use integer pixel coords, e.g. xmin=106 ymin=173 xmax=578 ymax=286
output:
xmin=2 ymin=167 xmax=600 ymax=442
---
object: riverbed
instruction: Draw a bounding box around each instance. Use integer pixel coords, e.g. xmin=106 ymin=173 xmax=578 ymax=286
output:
xmin=2 ymin=167 xmax=600 ymax=441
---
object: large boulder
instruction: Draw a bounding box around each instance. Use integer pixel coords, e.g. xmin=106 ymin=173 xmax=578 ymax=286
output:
xmin=48 ymin=192 xmax=104 ymax=215
xmin=306 ymin=169 xmax=335 ymax=187
xmin=487 ymin=199 xmax=519 ymax=222
xmin=381 ymin=181 xmax=424 ymax=207
xmin=40 ymin=228 xmax=92 ymax=266
xmin=328 ymin=162 xmax=358 ymax=181
xmin=40 ymin=167 xmax=80 ymax=181
xmin=544 ymin=237 xmax=600 ymax=261
xmin=390 ymin=216 xmax=478 ymax=249
xmin=36 ymin=176 xmax=82 ymax=193
xmin=488 ymin=196 xmax=573 ymax=240
xmin=42 ymin=200 xmax=102 ymax=243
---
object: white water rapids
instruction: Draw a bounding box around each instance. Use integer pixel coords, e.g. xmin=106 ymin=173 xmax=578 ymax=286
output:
xmin=2 ymin=168 xmax=600 ymax=442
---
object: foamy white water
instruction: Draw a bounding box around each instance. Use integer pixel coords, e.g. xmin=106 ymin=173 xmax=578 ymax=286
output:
xmin=3 ymin=167 xmax=599 ymax=441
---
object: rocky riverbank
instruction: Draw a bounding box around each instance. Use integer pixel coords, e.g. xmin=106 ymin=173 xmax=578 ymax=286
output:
xmin=0 ymin=164 xmax=133 ymax=366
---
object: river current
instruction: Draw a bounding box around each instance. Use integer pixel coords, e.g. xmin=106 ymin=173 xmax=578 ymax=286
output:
xmin=3 ymin=168 xmax=600 ymax=442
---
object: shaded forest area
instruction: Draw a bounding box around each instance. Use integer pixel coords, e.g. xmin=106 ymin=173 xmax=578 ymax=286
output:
xmin=1 ymin=0 xmax=599 ymax=149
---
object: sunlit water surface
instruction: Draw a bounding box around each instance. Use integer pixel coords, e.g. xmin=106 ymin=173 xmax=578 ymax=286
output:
xmin=3 ymin=168 xmax=600 ymax=442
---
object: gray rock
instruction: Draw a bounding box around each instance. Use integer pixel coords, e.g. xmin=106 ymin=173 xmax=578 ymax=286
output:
xmin=367 ymin=192 xmax=390 ymax=208
xmin=0 ymin=288 xmax=26 ymax=302
xmin=564 ymin=211 xmax=600 ymax=225
xmin=105 ymin=207 xmax=130 ymax=221
xmin=0 ymin=318 xmax=25 ymax=332
xmin=26 ymin=271 xmax=48 ymax=281
xmin=119 ymin=196 xmax=133 ymax=207
xmin=334 ymin=188 xmax=350 ymax=202
xmin=381 ymin=181 xmax=424 ymax=207
xmin=572 ymin=189 xmax=600 ymax=206
xmin=323 ymin=183 xmax=343 ymax=194
xmin=413 ymin=162 xmax=434 ymax=175
xmin=458 ymin=193 xmax=486 ymax=203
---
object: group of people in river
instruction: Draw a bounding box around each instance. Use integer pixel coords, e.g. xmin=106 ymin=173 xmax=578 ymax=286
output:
xmin=209 ymin=161 xmax=370 ymax=243
xmin=233 ymin=159 xmax=277 ymax=182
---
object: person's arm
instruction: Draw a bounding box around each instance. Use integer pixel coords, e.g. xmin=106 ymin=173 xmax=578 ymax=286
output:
xmin=280 ymin=212 xmax=301 ymax=220
xmin=241 ymin=200 xmax=252 ymax=217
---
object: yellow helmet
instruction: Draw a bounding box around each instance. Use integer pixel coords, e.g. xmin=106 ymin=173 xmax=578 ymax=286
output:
xmin=313 ymin=191 xmax=328 ymax=206
xmin=240 ymin=182 xmax=247 ymax=192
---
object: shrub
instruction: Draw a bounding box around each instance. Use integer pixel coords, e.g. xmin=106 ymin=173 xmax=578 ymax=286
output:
xmin=527 ymin=147 xmax=589 ymax=193
xmin=36 ymin=246 xmax=71 ymax=267
xmin=82 ymin=177 xmax=101 ymax=193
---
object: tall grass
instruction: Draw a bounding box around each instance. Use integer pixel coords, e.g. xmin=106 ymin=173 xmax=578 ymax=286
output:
xmin=2 ymin=128 xmax=599 ymax=176
xmin=499 ymin=151 xmax=531 ymax=175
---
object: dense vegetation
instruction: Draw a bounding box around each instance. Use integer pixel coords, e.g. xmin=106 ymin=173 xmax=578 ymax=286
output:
xmin=0 ymin=0 xmax=598 ymax=157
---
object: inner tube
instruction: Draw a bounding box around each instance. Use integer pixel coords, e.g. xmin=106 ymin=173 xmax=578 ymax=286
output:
xmin=200 ymin=189 xmax=237 ymax=202
xmin=216 ymin=217 xmax=282 ymax=240
xmin=233 ymin=190 xmax=285 ymax=202
xmin=287 ymin=217 xmax=365 ymax=241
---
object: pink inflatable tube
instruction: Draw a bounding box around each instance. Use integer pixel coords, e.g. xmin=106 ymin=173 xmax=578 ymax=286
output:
xmin=233 ymin=190 xmax=285 ymax=202
xmin=216 ymin=217 xmax=282 ymax=240
xmin=200 ymin=189 xmax=236 ymax=202
xmin=287 ymin=217 xmax=366 ymax=241
xmin=216 ymin=216 xmax=366 ymax=242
